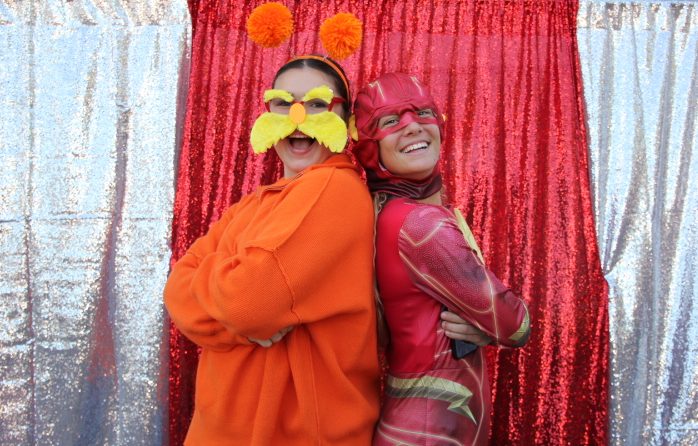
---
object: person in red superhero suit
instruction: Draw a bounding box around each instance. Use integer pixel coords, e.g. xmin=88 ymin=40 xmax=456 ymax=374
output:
xmin=353 ymin=73 xmax=531 ymax=446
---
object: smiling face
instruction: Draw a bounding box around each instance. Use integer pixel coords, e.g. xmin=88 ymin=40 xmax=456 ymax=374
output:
xmin=272 ymin=67 xmax=346 ymax=177
xmin=377 ymin=109 xmax=441 ymax=181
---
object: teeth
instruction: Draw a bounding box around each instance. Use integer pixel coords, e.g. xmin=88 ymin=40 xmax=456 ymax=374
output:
xmin=402 ymin=142 xmax=428 ymax=153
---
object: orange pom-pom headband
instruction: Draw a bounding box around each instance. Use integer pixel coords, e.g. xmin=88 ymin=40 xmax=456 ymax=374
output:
xmin=246 ymin=3 xmax=362 ymax=60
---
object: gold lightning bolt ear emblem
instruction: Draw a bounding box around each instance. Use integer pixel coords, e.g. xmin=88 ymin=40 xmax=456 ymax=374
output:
xmin=348 ymin=114 xmax=358 ymax=141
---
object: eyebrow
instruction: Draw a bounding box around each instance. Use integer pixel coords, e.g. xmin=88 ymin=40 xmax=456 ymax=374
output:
xmin=302 ymin=85 xmax=334 ymax=103
xmin=271 ymin=88 xmax=302 ymax=100
xmin=263 ymin=89 xmax=294 ymax=102
xmin=285 ymin=91 xmax=302 ymax=100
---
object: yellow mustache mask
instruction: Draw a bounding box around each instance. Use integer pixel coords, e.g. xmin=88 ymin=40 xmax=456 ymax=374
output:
xmin=250 ymin=85 xmax=348 ymax=154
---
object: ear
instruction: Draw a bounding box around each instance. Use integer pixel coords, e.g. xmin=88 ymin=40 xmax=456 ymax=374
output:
xmin=348 ymin=114 xmax=359 ymax=141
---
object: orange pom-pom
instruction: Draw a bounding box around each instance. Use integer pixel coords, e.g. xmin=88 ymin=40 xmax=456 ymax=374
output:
xmin=246 ymin=3 xmax=293 ymax=48
xmin=319 ymin=13 xmax=363 ymax=60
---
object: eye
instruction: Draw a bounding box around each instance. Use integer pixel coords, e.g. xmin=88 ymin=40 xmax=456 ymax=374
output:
xmin=417 ymin=109 xmax=435 ymax=117
xmin=305 ymin=99 xmax=330 ymax=112
xmin=269 ymin=98 xmax=292 ymax=108
xmin=379 ymin=115 xmax=399 ymax=129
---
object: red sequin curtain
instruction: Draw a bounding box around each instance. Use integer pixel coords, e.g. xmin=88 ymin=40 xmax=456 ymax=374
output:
xmin=169 ymin=1 xmax=609 ymax=445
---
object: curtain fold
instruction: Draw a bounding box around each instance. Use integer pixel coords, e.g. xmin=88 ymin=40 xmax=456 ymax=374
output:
xmin=578 ymin=1 xmax=698 ymax=445
xmin=169 ymin=1 xmax=608 ymax=444
xmin=0 ymin=1 xmax=191 ymax=444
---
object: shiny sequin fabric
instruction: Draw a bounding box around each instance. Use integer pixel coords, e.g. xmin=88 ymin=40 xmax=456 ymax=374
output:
xmin=578 ymin=1 xmax=698 ymax=444
xmin=171 ymin=1 xmax=607 ymax=445
xmin=5 ymin=0 xmax=694 ymax=445
xmin=0 ymin=1 xmax=190 ymax=444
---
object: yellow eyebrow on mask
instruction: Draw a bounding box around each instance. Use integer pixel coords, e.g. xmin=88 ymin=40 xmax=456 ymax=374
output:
xmin=263 ymin=89 xmax=294 ymax=103
xmin=302 ymin=85 xmax=334 ymax=103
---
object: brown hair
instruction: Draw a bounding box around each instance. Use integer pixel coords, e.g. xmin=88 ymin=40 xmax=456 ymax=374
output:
xmin=273 ymin=56 xmax=350 ymax=118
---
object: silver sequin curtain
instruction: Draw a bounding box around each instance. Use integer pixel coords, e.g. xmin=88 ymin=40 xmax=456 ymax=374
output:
xmin=0 ymin=1 xmax=190 ymax=444
xmin=578 ymin=1 xmax=698 ymax=445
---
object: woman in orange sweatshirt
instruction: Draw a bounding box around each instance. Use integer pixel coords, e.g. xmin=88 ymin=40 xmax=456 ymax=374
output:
xmin=165 ymin=56 xmax=381 ymax=445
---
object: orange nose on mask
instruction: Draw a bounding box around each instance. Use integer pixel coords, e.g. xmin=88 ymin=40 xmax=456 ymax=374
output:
xmin=289 ymin=103 xmax=306 ymax=124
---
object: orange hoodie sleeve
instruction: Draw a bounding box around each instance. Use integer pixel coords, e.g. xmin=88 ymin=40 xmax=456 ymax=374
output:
xmin=190 ymin=167 xmax=374 ymax=340
xmin=164 ymin=203 xmax=251 ymax=351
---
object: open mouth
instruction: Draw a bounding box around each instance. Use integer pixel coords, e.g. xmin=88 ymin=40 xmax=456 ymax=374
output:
xmin=400 ymin=141 xmax=429 ymax=154
xmin=288 ymin=134 xmax=317 ymax=152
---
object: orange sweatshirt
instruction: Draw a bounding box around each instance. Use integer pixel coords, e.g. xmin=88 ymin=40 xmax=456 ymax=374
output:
xmin=164 ymin=154 xmax=380 ymax=445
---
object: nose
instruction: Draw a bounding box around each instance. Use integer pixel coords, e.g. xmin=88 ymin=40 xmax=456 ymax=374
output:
xmin=289 ymin=103 xmax=306 ymax=124
xmin=401 ymin=120 xmax=423 ymax=135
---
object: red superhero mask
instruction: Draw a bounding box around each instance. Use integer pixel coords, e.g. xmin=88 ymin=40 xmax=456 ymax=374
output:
xmin=353 ymin=73 xmax=444 ymax=199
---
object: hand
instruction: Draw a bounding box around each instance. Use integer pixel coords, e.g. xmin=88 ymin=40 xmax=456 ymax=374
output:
xmin=440 ymin=311 xmax=491 ymax=346
xmin=248 ymin=325 xmax=294 ymax=348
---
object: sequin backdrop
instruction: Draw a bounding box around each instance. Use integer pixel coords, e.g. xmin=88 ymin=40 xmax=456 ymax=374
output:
xmin=169 ymin=1 xmax=608 ymax=444
xmin=0 ymin=1 xmax=190 ymax=444
xmin=578 ymin=1 xmax=698 ymax=445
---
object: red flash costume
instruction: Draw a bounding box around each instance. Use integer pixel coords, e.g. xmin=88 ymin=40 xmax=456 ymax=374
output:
xmin=353 ymin=73 xmax=530 ymax=445
xmin=374 ymin=198 xmax=529 ymax=445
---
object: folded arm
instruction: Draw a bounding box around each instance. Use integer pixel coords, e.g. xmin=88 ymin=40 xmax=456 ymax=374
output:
xmin=398 ymin=206 xmax=530 ymax=347
xmin=164 ymin=204 xmax=251 ymax=351
xmin=184 ymin=168 xmax=374 ymax=340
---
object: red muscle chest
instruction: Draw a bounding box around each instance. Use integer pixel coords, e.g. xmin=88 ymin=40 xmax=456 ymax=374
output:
xmin=376 ymin=198 xmax=447 ymax=373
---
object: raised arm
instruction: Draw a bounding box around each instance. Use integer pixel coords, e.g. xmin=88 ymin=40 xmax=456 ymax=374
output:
xmin=398 ymin=205 xmax=530 ymax=347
